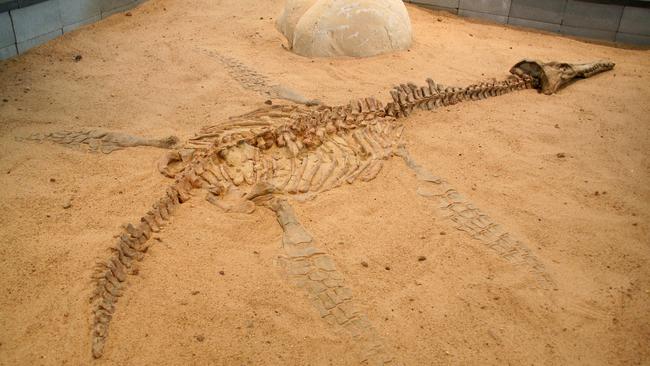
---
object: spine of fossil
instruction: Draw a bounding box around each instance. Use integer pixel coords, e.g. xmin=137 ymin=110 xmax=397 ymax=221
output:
xmin=184 ymin=75 xmax=534 ymax=167
xmin=188 ymin=98 xmax=389 ymax=155
xmin=384 ymin=75 xmax=534 ymax=118
xmin=89 ymin=170 xmax=201 ymax=358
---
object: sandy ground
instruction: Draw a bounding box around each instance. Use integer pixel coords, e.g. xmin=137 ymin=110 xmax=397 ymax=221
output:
xmin=0 ymin=0 xmax=649 ymax=365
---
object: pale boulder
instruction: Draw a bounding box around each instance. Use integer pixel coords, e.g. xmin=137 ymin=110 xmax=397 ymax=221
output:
xmin=276 ymin=0 xmax=412 ymax=58
xmin=275 ymin=0 xmax=318 ymax=46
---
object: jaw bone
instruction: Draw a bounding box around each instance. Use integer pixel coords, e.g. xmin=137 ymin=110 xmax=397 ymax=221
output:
xmin=510 ymin=59 xmax=615 ymax=95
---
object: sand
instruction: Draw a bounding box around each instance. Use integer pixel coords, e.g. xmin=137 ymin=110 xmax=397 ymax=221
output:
xmin=0 ymin=0 xmax=648 ymax=364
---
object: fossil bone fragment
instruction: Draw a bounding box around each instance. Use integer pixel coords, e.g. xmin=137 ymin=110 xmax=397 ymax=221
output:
xmin=23 ymin=129 xmax=179 ymax=153
xmin=510 ymin=59 xmax=615 ymax=95
xmin=89 ymin=59 xmax=613 ymax=362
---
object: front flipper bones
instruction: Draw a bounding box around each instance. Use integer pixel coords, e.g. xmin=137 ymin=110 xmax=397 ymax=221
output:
xmin=22 ymin=129 xmax=180 ymax=154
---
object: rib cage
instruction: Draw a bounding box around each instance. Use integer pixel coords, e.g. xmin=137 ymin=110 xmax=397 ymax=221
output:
xmin=190 ymin=112 xmax=403 ymax=199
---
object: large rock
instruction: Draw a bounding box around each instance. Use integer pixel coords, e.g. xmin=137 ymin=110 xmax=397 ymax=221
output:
xmin=276 ymin=0 xmax=412 ymax=58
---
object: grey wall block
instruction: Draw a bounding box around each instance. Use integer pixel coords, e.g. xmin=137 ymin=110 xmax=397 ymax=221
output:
xmin=408 ymin=0 xmax=650 ymax=46
xmin=63 ymin=13 xmax=100 ymax=33
xmin=618 ymin=6 xmax=650 ymax=35
xmin=508 ymin=0 xmax=566 ymax=24
xmin=0 ymin=1 xmax=19 ymax=13
xmin=414 ymin=3 xmax=459 ymax=14
xmin=412 ymin=0 xmax=458 ymax=8
xmin=616 ymin=32 xmax=650 ymax=45
xmin=3 ymin=0 xmax=145 ymax=58
xmin=508 ymin=17 xmax=561 ymax=33
xmin=0 ymin=11 xmax=15 ymax=48
xmin=563 ymin=0 xmax=623 ymax=32
xmin=0 ymin=43 xmax=17 ymax=59
xmin=459 ymin=8 xmax=507 ymax=23
xmin=561 ymin=24 xmax=616 ymax=41
xmin=16 ymin=27 xmax=60 ymax=52
xmin=17 ymin=0 xmax=46 ymax=7
xmin=11 ymin=0 xmax=61 ymax=42
xmin=459 ymin=0 xmax=511 ymax=16
xmin=58 ymin=0 xmax=101 ymax=27
xmin=100 ymin=0 xmax=135 ymax=17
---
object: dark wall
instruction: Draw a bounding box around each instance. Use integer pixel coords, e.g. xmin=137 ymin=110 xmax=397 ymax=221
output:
xmin=0 ymin=0 xmax=144 ymax=59
xmin=407 ymin=0 xmax=650 ymax=45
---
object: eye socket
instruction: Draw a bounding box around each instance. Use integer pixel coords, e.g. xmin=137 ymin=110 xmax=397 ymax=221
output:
xmin=511 ymin=61 xmax=544 ymax=79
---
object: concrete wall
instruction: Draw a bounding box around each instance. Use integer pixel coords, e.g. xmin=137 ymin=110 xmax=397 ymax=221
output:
xmin=0 ymin=0 xmax=144 ymax=60
xmin=407 ymin=0 xmax=650 ymax=46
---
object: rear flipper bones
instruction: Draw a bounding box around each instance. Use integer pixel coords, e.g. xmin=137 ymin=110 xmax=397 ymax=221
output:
xmin=261 ymin=196 xmax=394 ymax=365
xmin=398 ymin=147 xmax=555 ymax=289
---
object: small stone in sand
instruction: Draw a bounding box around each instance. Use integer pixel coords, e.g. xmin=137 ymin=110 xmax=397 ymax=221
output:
xmin=556 ymin=153 xmax=566 ymax=158
xmin=418 ymin=256 xmax=426 ymax=262
xmin=219 ymin=270 xmax=225 ymax=275
xmin=195 ymin=335 xmax=205 ymax=342
xmin=361 ymin=261 xmax=368 ymax=267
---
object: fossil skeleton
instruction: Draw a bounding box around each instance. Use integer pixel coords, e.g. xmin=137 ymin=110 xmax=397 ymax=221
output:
xmin=86 ymin=59 xmax=614 ymax=363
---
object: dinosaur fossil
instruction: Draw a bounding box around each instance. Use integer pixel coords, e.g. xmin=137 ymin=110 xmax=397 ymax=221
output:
xmin=88 ymin=59 xmax=614 ymax=363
